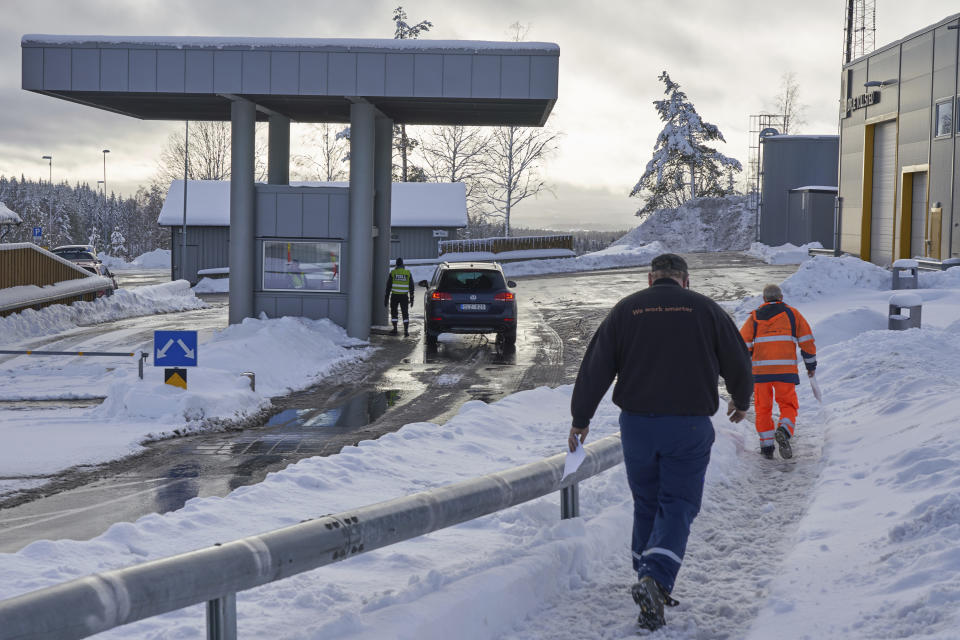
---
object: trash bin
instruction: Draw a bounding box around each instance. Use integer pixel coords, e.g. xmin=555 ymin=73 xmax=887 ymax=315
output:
xmin=891 ymin=259 xmax=919 ymax=290
xmin=888 ymin=292 xmax=922 ymax=330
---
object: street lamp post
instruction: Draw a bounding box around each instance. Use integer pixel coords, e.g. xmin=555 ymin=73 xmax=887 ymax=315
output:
xmin=41 ymin=155 xmax=52 ymax=243
xmin=102 ymin=149 xmax=110 ymax=194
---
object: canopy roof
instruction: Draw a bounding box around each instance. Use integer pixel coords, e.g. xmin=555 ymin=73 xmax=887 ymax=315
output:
xmin=22 ymin=35 xmax=559 ymax=126
xmin=158 ymin=180 xmax=467 ymax=228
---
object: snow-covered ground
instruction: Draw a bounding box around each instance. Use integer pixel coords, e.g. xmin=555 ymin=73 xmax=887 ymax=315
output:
xmin=0 ymin=276 xmax=370 ymax=502
xmin=99 ymin=248 xmax=171 ymax=270
xmin=2 ymin=256 xmax=960 ymax=638
xmin=0 ymin=280 xmax=205 ymax=344
xmin=746 ymin=241 xmax=822 ymax=264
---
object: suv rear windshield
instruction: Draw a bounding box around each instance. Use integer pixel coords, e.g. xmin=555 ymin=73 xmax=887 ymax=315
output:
xmin=55 ymin=250 xmax=96 ymax=261
xmin=438 ymin=269 xmax=505 ymax=292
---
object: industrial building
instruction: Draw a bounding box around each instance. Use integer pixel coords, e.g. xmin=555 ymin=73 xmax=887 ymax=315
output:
xmin=158 ymin=180 xmax=467 ymax=285
xmin=837 ymin=12 xmax=960 ymax=265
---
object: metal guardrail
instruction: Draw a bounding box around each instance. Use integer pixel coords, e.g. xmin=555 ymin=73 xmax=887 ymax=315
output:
xmin=0 ymin=350 xmax=150 ymax=379
xmin=0 ymin=434 xmax=623 ymax=640
xmin=438 ymin=234 xmax=575 ymax=256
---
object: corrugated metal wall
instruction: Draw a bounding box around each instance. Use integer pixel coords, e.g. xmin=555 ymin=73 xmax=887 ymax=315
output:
xmin=170 ymin=226 xmax=230 ymax=285
xmin=390 ymin=227 xmax=459 ymax=260
xmin=759 ymin=137 xmax=839 ymax=246
xmin=838 ymin=15 xmax=959 ymax=260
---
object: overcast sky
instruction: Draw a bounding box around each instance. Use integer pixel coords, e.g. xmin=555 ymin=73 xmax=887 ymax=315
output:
xmin=0 ymin=0 xmax=955 ymax=231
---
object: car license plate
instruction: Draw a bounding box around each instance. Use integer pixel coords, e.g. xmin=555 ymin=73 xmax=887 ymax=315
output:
xmin=459 ymin=303 xmax=487 ymax=311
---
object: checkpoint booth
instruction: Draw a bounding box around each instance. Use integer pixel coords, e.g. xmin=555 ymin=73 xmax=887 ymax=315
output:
xmin=22 ymin=35 xmax=558 ymax=339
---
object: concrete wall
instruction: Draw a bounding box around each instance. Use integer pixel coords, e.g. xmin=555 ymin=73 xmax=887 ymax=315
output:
xmin=759 ymin=136 xmax=839 ymax=246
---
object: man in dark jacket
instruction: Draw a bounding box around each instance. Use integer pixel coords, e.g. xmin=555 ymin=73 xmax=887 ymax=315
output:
xmin=384 ymin=257 xmax=415 ymax=336
xmin=568 ymin=253 xmax=752 ymax=631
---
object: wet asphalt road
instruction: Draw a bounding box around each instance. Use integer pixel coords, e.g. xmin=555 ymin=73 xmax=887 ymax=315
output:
xmin=0 ymin=253 xmax=797 ymax=552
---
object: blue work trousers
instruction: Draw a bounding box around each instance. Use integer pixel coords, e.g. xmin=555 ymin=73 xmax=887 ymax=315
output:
xmin=619 ymin=412 xmax=714 ymax=593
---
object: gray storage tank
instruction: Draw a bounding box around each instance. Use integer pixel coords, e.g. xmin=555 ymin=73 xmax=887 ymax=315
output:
xmin=759 ymin=135 xmax=839 ymax=247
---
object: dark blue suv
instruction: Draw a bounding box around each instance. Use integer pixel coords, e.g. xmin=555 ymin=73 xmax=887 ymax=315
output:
xmin=418 ymin=262 xmax=518 ymax=349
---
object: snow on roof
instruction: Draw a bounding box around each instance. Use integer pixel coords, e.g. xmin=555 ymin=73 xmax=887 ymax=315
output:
xmin=0 ymin=202 xmax=22 ymax=224
xmin=21 ymin=35 xmax=559 ymax=55
xmin=790 ymin=186 xmax=839 ymax=192
xmin=158 ymin=180 xmax=467 ymax=228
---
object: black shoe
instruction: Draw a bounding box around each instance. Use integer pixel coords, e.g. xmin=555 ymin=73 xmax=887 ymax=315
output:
xmin=389 ymin=327 xmax=398 ymax=335
xmin=403 ymin=326 xmax=409 ymax=337
xmin=631 ymin=576 xmax=666 ymax=631
xmin=775 ymin=425 xmax=793 ymax=459
xmin=761 ymin=445 xmax=775 ymax=459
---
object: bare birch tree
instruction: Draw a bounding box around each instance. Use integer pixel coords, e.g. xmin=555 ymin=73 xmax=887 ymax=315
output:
xmin=392 ymin=6 xmax=432 ymax=182
xmin=419 ymin=125 xmax=491 ymax=212
xmin=293 ymin=123 xmax=350 ymax=182
xmin=482 ymin=125 xmax=559 ymax=237
xmin=773 ymin=72 xmax=807 ymax=134
xmin=155 ymin=121 xmax=267 ymax=186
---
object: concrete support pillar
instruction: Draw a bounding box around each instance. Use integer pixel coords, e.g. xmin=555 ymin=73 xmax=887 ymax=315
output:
xmin=347 ymin=102 xmax=375 ymax=340
xmin=371 ymin=116 xmax=394 ymax=326
xmin=229 ymin=100 xmax=256 ymax=325
xmin=268 ymin=114 xmax=290 ymax=185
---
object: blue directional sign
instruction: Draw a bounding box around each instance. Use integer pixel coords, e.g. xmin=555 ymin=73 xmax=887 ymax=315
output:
xmin=32 ymin=226 xmax=42 ymax=239
xmin=153 ymin=330 xmax=198 ymax=367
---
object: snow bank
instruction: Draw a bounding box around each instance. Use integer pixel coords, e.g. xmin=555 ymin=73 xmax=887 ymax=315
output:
xmin=0 ymin=316 xmax=369 ymax=477
xmin=193 ymin=277 xmax=229 ymax=293
xmin=0 ymin=281 xmax=206 ymax=345
xmin=612 ymin=195 xmax=754 ymax=253
xmin=746 ymin=241 xmax=822 ymax=264
xmin=408 ymin=243 xmax=666 ymax=283
xmin=100 ymin=249 xmax=171 ymax=270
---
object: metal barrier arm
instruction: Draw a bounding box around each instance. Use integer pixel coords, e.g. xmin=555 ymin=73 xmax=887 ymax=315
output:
xmin=0 ymin=435 xmax=622 ymax=640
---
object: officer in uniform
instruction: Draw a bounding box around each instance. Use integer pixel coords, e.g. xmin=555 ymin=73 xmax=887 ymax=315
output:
xmin=384 ymin=257 xmax=415 ymax=336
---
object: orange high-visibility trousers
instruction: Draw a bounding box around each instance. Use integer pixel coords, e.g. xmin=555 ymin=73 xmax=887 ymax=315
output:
xmin=754 ymin=382 xmax=798 ymax=447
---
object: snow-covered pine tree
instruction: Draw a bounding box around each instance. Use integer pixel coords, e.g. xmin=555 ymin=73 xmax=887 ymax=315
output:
xmin=630 ymin=71 xmax=742 ymax=218
xmin=110 ymin=226 xmax=127 ymax=260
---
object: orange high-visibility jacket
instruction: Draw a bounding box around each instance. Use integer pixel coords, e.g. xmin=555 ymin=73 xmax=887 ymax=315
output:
xmin=739 ymin=301 xmax=817 ymax=385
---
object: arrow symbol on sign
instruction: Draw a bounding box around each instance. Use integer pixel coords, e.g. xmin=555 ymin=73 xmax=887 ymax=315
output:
xmin=157 ymin=339 xmax=174 ymax=359
xmin=177 ymin=339 xmax=196 ymax=360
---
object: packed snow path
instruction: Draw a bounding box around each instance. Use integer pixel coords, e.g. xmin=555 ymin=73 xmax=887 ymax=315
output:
xmin=499 ymin=404 xmax=826 ymax=639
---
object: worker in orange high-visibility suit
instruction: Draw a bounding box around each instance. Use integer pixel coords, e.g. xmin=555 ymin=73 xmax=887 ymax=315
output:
xmin=739 ymin=284 xmax=817 ymax=460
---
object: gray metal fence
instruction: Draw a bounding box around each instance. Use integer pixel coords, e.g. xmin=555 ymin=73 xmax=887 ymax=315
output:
xmin=0 ymin=435 xmax=623 ymax=640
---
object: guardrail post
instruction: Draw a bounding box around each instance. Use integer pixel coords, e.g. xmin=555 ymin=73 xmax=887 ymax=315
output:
xmin=206 ymin=592 xmax=237 ymax=640
xmin=139 ymin=351 xmax=148 ymax=380
xmin=560 ymin=483 xmax=579 ymax=519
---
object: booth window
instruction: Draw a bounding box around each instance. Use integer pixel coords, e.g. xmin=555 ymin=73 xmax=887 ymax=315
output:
xmin=262 ymin=241 xmax=341 ymax=292
xmin=935 ymin=99 xmax=953 ymax=138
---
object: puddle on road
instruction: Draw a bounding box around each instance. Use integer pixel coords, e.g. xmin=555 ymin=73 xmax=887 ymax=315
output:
xmin=266 ymin=390 xmax=402 ymax=430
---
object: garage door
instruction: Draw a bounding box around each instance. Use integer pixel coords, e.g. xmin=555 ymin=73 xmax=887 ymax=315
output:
xmin=910 ymin=172 xmax=928 ymax=258
xmin=870 ymin=121 xmax=897 ymax=265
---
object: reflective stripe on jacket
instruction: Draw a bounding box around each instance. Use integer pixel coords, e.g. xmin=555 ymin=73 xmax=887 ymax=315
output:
xmin=739 ymin=302 xmax=817 ymax=385
xmin=388 ymin=268 xmax=414 ymax=296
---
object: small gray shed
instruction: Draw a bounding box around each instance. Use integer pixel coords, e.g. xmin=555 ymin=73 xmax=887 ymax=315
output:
xmin=759 ymin=135 xmax=839 ymax=247
xmin=787 ymin=186 xmax=838 ymax=248
xmin=159 ymin=180 xmax=467 ymax=284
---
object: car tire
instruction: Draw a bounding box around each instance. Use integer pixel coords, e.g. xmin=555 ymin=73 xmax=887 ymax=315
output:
xmin=499 ymin=328 xmax=517 ymax=351
xmin=425 ymin=328 xmax=439 ymax=349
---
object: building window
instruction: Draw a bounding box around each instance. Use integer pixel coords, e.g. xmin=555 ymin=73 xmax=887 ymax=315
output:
xmin=262 ymin=241 xmax=341 ymax=292
xmin=935 ymin=99 xmax=953 ymax=138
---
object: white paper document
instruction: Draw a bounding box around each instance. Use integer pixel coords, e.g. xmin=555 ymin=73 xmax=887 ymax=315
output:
xmin=809 ymin=376 xmax=823 ymax=403
xmin=561 ymin=441 xmax=586 ymax=481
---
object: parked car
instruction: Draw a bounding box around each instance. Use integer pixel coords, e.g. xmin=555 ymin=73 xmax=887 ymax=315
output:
xmin=51 ymin=245 xmax=117 ymax=292
xmin=418 ymin=262 xmax=518 ymax=350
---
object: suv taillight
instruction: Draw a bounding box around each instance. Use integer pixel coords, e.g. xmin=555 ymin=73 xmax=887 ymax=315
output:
xmin=431 ymin=291 xmax=452 ymax=300
xmin=494 ymin=292 xmax=515 ymax=301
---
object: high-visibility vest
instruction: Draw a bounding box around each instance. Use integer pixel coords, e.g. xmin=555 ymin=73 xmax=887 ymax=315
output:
xmin=739 ymin=302 xmax=817 ymax=384
xmin=290 ymin=272 xmax=306 ymax=289
xmin=390 ymin=268 xmax=412 ymax=294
